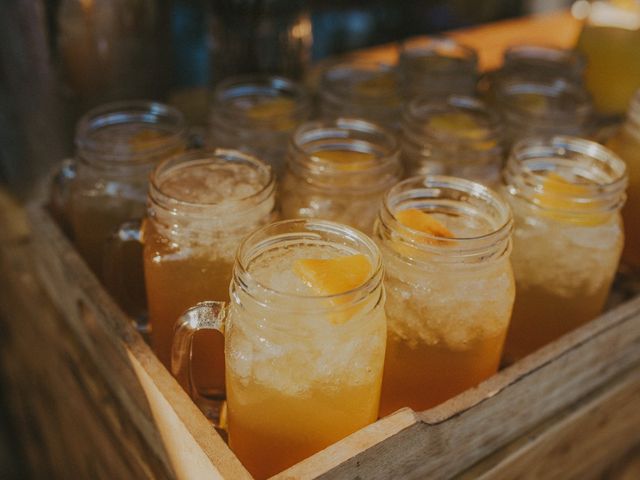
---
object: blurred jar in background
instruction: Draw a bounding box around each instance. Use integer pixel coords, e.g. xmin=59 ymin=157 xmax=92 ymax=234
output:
xmin=57 ymin=0 xmax=170 ymax=108
xmin=281 ymin=118 xmax=402 ymax=234
xmin=69 ymin=101 xmax=187 ymax=278
xmin=209 ymin=75 xmax=312 ymax=176
xmin=399 ymin=37 xmax=478 ymax=100
xmin=401 ymin=95 xmax=505 ymax=187
xmin=606 ymin=89 xmax=640 ymax=268
xmin=319 ymin=60 xmax=402 ymax=131
xmin=209 ymin=0 xmax=312 ymax=82
xmin=574 ymin=0 xmax=640 ymax=116
xmin=495 ymin=78 xmax=593 ymax=143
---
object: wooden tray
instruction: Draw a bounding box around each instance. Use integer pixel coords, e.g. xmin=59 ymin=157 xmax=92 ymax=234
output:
xmin=1 ymin=11 xmax=639 ymax=480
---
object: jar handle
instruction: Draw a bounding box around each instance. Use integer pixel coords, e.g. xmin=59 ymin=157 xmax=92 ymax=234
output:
xmin=49 ymin=158 xmax=77 ymax=236
xmin=171 ymin=302 xmax=227 ymax=404
xmin=103 ymin=219 xmax=148 ymax=332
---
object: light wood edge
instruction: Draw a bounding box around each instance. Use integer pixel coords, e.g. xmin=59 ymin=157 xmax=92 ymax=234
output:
xmin=273 ymin=408 xmax=419 ymax=480
xmin=458 ymin=364 xmax=640 ymax=479
xmin=25 ymin=201 xmax=252 ymax=480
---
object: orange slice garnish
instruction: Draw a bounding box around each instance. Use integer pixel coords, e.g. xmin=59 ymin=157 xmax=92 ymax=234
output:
xmin=396 ymin=208 xmax=454 ymax=239
xmin=293 ymin=254 xmax=372 ymax=324
xmin=429 ymin=112 xmax=489 ymax=141
xmin=534 ymin=172 xmax=607 ymax=226
xmin=312 ymin=149 xmax=375 ymax=172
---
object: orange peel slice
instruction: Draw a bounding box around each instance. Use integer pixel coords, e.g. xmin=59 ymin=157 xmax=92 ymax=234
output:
xmin=396 ymin=208 xmax=454 ymax=239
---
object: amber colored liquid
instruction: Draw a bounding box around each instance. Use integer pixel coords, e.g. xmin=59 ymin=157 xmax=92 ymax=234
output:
xmin=503 ymin=281 xmax=612 ymax=363
xmin=379 ymin=332 xmax=505 ymax=416
xmin=227 ymin=379 xmax=380 ymax=479
xmin=144 ymin=230 xmax=231 ymax=395
xmin=577 ymin=25 xmax=640 ymax=115
xmin=607 ymin=128 xmax=640 ymax=269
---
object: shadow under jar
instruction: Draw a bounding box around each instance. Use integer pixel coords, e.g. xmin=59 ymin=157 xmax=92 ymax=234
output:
xmin=495 ymin=78 xmax=593 ymax=144
xmin=171 ymin=219 xmax=387 ymax=479
xmin=399 ymin=36 xmax=478 ymax=100
xmin=401 ymin=94 xmax=505 ymax=187
xmin=70 ymin=101 xmax=187 ymax=277
xmin=374 ymin=176 xmax=514 ymax=415
xmin=208 ymin=75 xmax=312 ymax=177
xmin=144 ymin=148 xmax=276 ymax=419
xmin=280 ymin=118 xmax=402 ymax=235
xmin=319 ymin=60 xmax=402 ymax=131
xmin=501 ymin=136 xmax=627 ymax=363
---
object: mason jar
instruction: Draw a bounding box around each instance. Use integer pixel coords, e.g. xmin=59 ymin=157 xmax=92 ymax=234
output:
xmin=495 ymin=78 xmax=593 ymax=143
xmin=607 ymin=89 xmax=640 ymax=269
xmin=208 ymin=75 xmax=312 ymax=177
xmin=143 ymin=148 xmax=277 ymax=418
xmin=318 ymin=60 xmax=402 ymax=130
xmin=502 ymin=136 xmax=627 ymax=362
xmin=374 ymin=175 xmax=514 ymax=415
xmin=401 ymin=95 xmax=505 ymax=187
xmin=69 ymin=100 xmax=187 ymax=277
xmin=171 ymin=219 xmax=386 ymax=479
xmin=399 ymin=36 xmax=478 ymax=99
xmin=281 ymin=118 xmax=402 ymax=234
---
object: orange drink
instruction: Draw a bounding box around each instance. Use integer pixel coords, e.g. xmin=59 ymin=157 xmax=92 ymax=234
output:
xmin=281 ymin=118 xmax=402 ymax=234
xmin=502 ymin=137 xmax=627 ymax=362
xmin=171 ymin=220 xmax=386 ymax=478
xmin=70 ymin=101 xmax=187 ymax=277
xmin=209 ymin=75 xmax=312 ymax=177
xmin=606 ymin=89 xmax=640 ymax=268
xmin=145 ymin=149 xmax=276 ymax=416
xmin=374 ymin=176 xmax=514 ymax=414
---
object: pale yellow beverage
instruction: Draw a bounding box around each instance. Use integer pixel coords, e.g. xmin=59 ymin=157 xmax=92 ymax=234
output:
xmin=171 ymin=220 xmax=386 ymax=479
xmin=144 ymin=150 xmax=276 ymax=411
xmin=502 ymin=137 xmax=627 ymax=362
xmin=375 ymin=176 xmax=515 ymax=415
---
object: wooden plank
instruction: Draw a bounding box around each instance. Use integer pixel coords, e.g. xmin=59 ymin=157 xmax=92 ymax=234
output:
xmin=345 ymin=10 xmax=581 ymax=72
xmin=458 ymin=365 xmax=640 ymax=479
xmin=275 ymin=291 xmax=640 ymax=479
xmin=24 ymin=202 xmax=251 ymax=480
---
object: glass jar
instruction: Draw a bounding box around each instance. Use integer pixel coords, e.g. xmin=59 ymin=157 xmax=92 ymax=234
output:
xmin=401 ymin=95 xmax=505 ymax=187
xmin=70 ymin=101 xmax=187 ymax=277
xmin=144 ymin=148 xmax=276 ymax=418
xmin=280 ymin=118 xmax=402 ymax=234
xmin=399 ymin=36 xmax=478 ymax=99
xmin=606 ymin=88 xmax=640 ymax=269
xmin=208 ymin=75 xmax=312 ymax=177
xmin=502 ymin=136 xmax=627 ymax=362
xmin=574 ymin=0 xmax=640 ymax=116
xmin=495 ymin=78 xmax=593 ymax=143
xmin=318 ymin=60 xmax=402 ymax=130
xmin=374 ymin=176 xmax=514 ymax=414
xmin=171 ymin=219 xmax=386 ymax=479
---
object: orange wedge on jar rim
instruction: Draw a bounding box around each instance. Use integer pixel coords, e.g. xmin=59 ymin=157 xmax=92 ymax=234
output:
xmin=293 ymin=254 xmax=372 ymax=324
xmin=534 ymin=172 xmax=608 ymax=226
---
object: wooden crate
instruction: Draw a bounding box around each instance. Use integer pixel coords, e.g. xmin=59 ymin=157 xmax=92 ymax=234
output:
xmin=1 ymin=11 xmax=639 ymax=480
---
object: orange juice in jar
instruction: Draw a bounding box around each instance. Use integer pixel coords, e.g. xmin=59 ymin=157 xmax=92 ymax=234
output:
xmin=374 ymin=176 xmax=514 ymax=414
xmin=145 ymin=149 xmax=276 ymax=417
xmin=281 ymin=118 xmax=402 ymax=234
xmin=70 ymin=101 xmax=187 ymax=277
xmin=172 ymin=220 xmax=386 ymax=478
xmin=209 ymin=75 xmax=312 ymax=177
xmin=401 ymin=95 xmax=505 ymax=187
xmin=606 ymin=89 xmax=640 ymax=268
xmin=502 ymin=136 xmax=627 ymax=362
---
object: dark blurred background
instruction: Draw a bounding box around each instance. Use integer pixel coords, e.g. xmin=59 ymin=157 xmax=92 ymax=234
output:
xmin=0 ymin=1 xmax=569 ymax=478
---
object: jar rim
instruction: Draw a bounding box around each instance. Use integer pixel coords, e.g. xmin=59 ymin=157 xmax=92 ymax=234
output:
xmin=234 ymin=219 xmax=384 ymax=305
xmin=148 ymin=148 xmax=276 ymax=214
xmin=503 ymin=44 xmax=586 ymax=72
xmin=320 ymin=60 xmax=400 ymax=104
xmin=399 ymin=36 xmax=478 ymax=66
xmin=75 ymin=100 xmax=187 ymax=164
